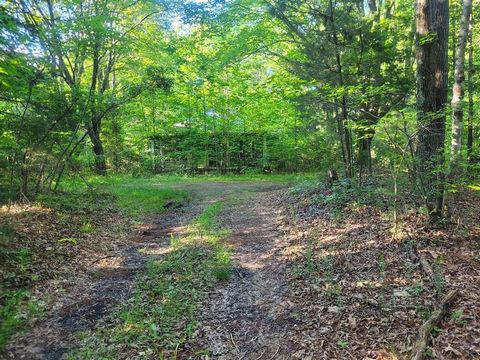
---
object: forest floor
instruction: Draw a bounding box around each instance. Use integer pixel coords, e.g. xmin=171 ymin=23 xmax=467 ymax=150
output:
xmin=1 ymin=176 xmax=479 ymax=359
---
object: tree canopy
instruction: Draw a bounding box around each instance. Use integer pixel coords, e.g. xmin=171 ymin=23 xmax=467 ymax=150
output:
xmin=1 ymin=0 xmax=478 ymax=218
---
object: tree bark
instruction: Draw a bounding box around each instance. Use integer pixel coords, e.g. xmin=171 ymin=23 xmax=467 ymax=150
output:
xmin=466 ymin=13 xmax=474 ymax=162
xmin=449 ymin=0 xmax=473 ymax=174
xmin=329 ymin=0 xmax=353 ymax=178
xmin=415 ymin=0 xmax=449 ymax=219
xmin=88 ymin=115 xmax=107 ymax=175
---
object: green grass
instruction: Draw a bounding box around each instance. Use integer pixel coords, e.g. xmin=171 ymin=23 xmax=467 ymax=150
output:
xmin=69 ymin=201 xmax=231 ymax=359
xmin=60 ymin=173 xmax=313 ymax=190
xmin=0 ymin=288 xmax=42 ymax=350
xmin=51 ymin=173 xmax=308 ymax=218
xmin=111 ymin=185 xmax=188 ymax=218
xmin=0 ymin=289 xmax=28 ymax=349
xmin=39 ymin=177 xmax=190 ymax=219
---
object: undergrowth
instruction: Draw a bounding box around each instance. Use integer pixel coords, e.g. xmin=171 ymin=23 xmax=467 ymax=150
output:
xmin=0 ymin=289 xmax=41 ymax=350
xmin=0 ymin=177 xmax=190 ymax=351
xmin=69 ymin=201 xmax=231 ymax=359
xmin=289 ymin=177 xmax=390 ymax=209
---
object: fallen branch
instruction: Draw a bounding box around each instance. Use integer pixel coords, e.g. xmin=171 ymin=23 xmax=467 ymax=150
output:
xmin=407 ymin=241 xmax=434 ymax=281
xmin=230 ymin=332 xmax=240 ymax=353
xmin=410 ymin=289 xmax=459 ymax=360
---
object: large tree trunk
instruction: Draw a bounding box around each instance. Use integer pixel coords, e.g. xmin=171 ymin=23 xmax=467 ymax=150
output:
xmin=415 ymin=0 xmax=449 ymax=219
xmin=449 ymin=0 xmax=473 ymax=174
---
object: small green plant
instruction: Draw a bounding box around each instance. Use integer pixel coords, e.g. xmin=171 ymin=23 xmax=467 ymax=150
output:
xmin=330 ymin=208 xmax=343 ymax=222
xmin=404 ymin=261 xmax=417 ymax=278
xmin=451 ymin=309 xmax=466 ymax=326
xmin=15 ymin=248 xmax=31 ymax=274
xmin=416 ymin=304 xmax=433 ymax=320
xmin=57 ymin=237 xmax=78 ymax=245
xmin=431 ymin=326 xmax=442 ymax=335
xmin=409 ymin=281 xmax=425 ymax=296
xmin=213 ymin=247 xmax=231 ymax=281
xmin=337 ymin=339 xmax=349 ymax=348
xmin=325 ymin=283 xmax=343 ymax=301
xmin=79 ymin=221 xmax=94 ymax=234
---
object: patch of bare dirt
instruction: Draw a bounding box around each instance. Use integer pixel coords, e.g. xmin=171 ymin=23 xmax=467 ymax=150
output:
xmin=190 ymin=189 xmax=301 ymax=359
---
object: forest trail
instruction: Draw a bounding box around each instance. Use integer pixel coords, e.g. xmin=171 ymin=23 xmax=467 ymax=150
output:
xmin=192 ymin=188 xmax=296 ymax=359
xmin=3 ymin=181 xmax=288 ymax=360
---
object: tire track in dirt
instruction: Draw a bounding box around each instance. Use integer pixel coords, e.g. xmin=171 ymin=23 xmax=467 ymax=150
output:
xmin=193 ymin=188 xmax=300 ymax=359
xmin=3 ymin=200 xmax=203 ymax=360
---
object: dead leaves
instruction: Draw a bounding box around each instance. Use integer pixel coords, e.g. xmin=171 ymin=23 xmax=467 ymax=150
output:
xmin=278 ymin=186 xmax=480 ymax=359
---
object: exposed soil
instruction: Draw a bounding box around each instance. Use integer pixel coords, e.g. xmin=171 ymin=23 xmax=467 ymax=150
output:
xmin=191 ymin=189 xmax=298 ymax=359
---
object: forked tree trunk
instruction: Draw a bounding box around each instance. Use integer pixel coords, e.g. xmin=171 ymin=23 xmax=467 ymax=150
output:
xmin=415 ymin=0 xmax=449 ymax=219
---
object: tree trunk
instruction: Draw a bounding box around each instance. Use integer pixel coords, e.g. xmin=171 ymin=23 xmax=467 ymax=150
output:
xmin=467 ymin=13 xmax=474 ymax=162
xmin=329 ymin=0 xmax=353 ymax=178
xmin=449 ymin=0 xmax=473 ymax=174
xmin=88 ymin=40 xmax=107 ymax=175
xmin=415 ymin=0 xmax=449 ymax=219
xmin=89 ymin=122 xmax=107 ymax=175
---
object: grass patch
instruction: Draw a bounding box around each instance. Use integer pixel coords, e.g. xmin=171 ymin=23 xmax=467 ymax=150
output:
xmin=61 ymin=173 xmax=311 ymax=190
xmin=0 ymin=289 xmax=42 ymax=350
xmin=0 ymin=289 xmax=28 ymax=349
xmin=56 ymin=176 xmax=190 ymax=219
xmin=69 ymin=201 xmax=231 ymax=359
xmin=38 ymin=178 xmax=189 ymax=219
xmin=110 ymin=185 xmax=188 ymax=218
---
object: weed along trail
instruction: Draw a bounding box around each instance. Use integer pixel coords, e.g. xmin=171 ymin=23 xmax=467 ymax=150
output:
xmin=191 ymin=187 xmax=297 ymax=359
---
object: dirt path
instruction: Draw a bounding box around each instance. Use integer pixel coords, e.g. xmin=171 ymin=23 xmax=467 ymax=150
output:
xmin=3 ymin=181 xmax=285 ymax=360
xmin=4 ymin=201 xmax=202 ymax=360
xmin=192 ymin=189 xmax=300 ymax=359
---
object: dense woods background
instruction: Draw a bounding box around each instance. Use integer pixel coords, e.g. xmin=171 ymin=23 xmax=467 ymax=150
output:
xmin=1 ymin=0 xmax=479 ymax=218
xmin=1 ymin=1 xmax=480 ymax=358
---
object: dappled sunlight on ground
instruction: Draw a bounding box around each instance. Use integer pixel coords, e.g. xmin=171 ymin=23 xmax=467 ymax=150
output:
xmin=0 ymin=203 xmax=51 ymax=214
xmin=280 ymin=186 xmax=480 ymax=358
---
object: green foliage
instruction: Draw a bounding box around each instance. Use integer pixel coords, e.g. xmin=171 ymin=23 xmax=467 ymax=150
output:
xmin=0 ymin=288 xmax=42 ymax=351
xmin=0 ymin=289 xmax=28 ymax=350
xmin=0 ymin=246 xmax=33 ymax=289
xmin=451 ymin=309 xmax=466 ymax=326
xmin=79 ymin=221 xmax=94 ymax=234
xmin=317 ymin=179 xmax=384 ymax=208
